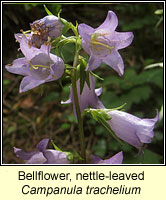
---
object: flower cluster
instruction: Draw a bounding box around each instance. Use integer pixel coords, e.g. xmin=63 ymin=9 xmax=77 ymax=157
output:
xmin=14 ymin=138 xmax=123 ymax=164
xmin=5 ymin=9 xmax=159 ymax=164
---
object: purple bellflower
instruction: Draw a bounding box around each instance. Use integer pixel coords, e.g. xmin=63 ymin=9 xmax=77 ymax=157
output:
xmin=107 ymin=110 xmax=159 ymax=148
xmin=92 ymin=151 xmax=123 ymax=164
xmin=14 ymin=139 xmax=70 ymax=164
xmin=78 ymin=11 xmax=134 ymax=76
xmin=61 ymin=74 xmax=104 ymax=117
xmin=5 ymin=34 xmax=65 ymax=93
xmin=30 ymin=15 xmax=64 ymax=48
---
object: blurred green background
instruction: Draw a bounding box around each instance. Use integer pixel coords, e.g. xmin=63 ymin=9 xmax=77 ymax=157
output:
xmin=3 ymin=3 xmax=164 ymax=164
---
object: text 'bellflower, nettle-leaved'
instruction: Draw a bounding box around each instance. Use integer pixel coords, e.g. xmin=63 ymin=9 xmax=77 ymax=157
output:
xmin=107 ymin=110 xmax=159 ymax=148
xmin=5 ymin=34 xmax=64 ymax=93
xmin=61 ymin=74 xmax=104 ymax=117
xmin=92 ymin=151 xmax=123 ymax=164
xmin=14 ymin=139 xmax=69 ymax=164
xmin=30 ymin=15 xmax=64 ymax=48
xmin=78 ymin=11 xmax=134 ymax=76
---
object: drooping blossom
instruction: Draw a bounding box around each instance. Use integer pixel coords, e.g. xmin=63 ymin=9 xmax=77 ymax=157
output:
xmin=92 ymin=151 xmax=123 ymax=164
xmin=14 ymin=139 xmax=70 ymax=164
xmin=30 ymin=15 xmax=64 ymax=48
xmin=78 ymin=11 xmax=134 ymax=76
xmin=61 ymin=74 xmax=104 ymax=117
xmin=106 ymin=110 xmax=159 ymax=148
xmin=5 ymin=34 xmax=64 ymax=93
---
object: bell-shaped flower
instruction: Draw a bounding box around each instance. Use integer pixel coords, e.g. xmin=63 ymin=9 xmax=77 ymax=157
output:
xmin=5 ymin=34 xmax=65 ymax=93
xmin=92 ymin=151 xmax=123 ymax=164
xmin=14 ymin=139 xmax=70 ymax=164
xmin=61 ymin=74 xmax=104 ymax=117
xmin=78 ymin=11 xmax=134 ymax=76
xmin=30 ymin=15 xmax=64 ymax=48
xmin=107 ymin=110 xmax=159 ymax=148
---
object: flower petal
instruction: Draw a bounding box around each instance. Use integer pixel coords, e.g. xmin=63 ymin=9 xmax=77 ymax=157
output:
xmin=5 ymin=57 xmax=30 ymax=76
xmin=92 ymin=151 xmax=123 ymax=164
xmin=61 ymin=86 xmax=73 ymax=104
xmin=136 ymin=112 xmax=159 ymax=143
xmin=14 ymin=147 xmax=38 ymax=160
xmin=81 ymin=39 xmax=91 ymax=54
xmin=36 ymin=139 xmax=49 ymax=152
xmin=91 ymin=155 xmax=102 ymax=164
xmin=107 ymin=110 xmax=142 ymax=147
xmin=107 ymin=110 xmax=158 ymax=148
xmin=95 ymin=87 xmax=103 ymax=96
xmin=103 ymin=51 xmax=124 ymax=76
xmin=108 ymin=31 xmax=134 ymax=50
xmin=103 ymin=151 xmax=123 ymax=164
xmin=62 ymin=74 xmax=104 ymax=118
xmin=78 ymin=24 xmax=94 ymax=55
xmin=40 ymin=44 xmax=51 ymax=55
xmin=29 ymin=53 xmax=52 ymax=80
xmin=26 ymin=152 xmax=47 ymax=164
xmin=19 ymin=76 xmax=45 ymax=93
xmin=97 ymin=11 xmax=118 ymax=31
xmin=86 ymin=54 xmax=102 ymax=71
xmin=15 ymin=33 xmax=32 ymax=43
xmin=48 ymin=54 xmax=65 ymax=80
xmin=78 ymin=23 xmax=94 ymax=43
xmin=43 ymin=150 xmax=70 ymax=164
xmin=20 ymin=35 xmax=42 ymax=60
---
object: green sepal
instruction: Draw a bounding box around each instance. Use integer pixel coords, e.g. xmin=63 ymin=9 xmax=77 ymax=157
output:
xmin=56 ymin=36 xmax=76 ymax=47
xmin=106 ymin=103 xmax=127 ymax=112
xmin=65 ymin=151 xmax=83 ymax=163
xmin=57 ymin=9 xmax=71 ymax=35
xmin=58 ymin=10 xmax=78 ymax=36
xmin=44 ymin=5 xmax=54 ymax=15
xmin=87 ymin=109 xmax=124 ymax=145
xmin=90 ymin=71 xmax=104 ymax=81
xmin=89 ymin=109 xmax=111 ymax=121
xmin=59 ymin=11 xmax=79 ymax=37
xmin=51 ymin=140 xmax=62 ymax=152
xmin=51 ymin=140 xmax=83 ymax=163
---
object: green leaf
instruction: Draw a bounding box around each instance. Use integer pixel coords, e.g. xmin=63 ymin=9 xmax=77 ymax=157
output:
xmin=79 ymin=64 xmax=86 ymax=94
xmin=7 ymin=126 xmax=16 ymax=135
xmin=3 ymin=79 xmax=11 ymax=85
xmin=85 ymin=72 xmax=91 ymax=89
xmin=77 ymin=58 xmax=91 ymax=94
xmin=44 ymin=5 xmax=53 ymax=15
xmin=61 ymin=123 xmax=70 ymax=129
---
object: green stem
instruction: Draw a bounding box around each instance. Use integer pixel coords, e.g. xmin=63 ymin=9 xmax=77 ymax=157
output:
xmin=71 ymin=42 xmax=86 ymax=163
